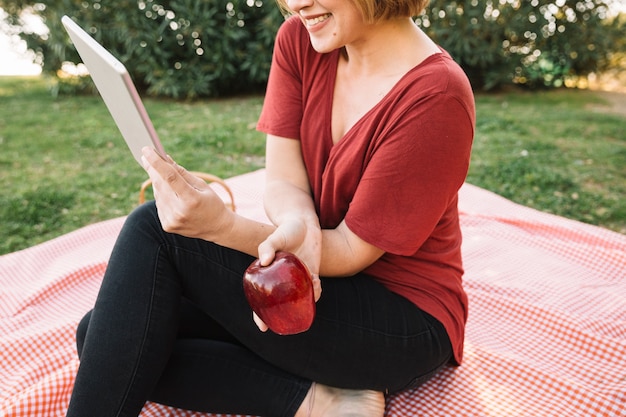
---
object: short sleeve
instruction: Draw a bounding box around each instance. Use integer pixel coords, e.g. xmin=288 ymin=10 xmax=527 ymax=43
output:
xmin=257 ymin=17 xmax=305 ymax=139
xmin=346 ymin=93 xmax=474 ymax=255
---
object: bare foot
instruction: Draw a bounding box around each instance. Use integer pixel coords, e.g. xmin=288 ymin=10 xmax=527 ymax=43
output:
xmin=295 ymin=382 xmax=385 ymax=417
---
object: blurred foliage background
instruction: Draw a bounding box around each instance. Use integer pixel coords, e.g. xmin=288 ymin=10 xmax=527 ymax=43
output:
xmin=423 ymin=0 xmax=625 ymax=89
xmin=0 ymin=0 xmax=624 ymax=97
xmin=0 ymin=0 xmax=284 ymax=98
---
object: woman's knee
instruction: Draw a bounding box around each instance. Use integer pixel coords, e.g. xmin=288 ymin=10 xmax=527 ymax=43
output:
xmin=117 ymin=201 xmax=167 ymax=244
xmin=125 ymin=201 xmax=160 ymax=229
xmin=76 ymin=310 xmax=93 ymax=358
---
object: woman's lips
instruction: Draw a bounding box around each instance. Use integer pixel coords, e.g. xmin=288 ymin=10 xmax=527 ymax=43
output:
xmin=303 ymin=13 xmax=331 ymax=27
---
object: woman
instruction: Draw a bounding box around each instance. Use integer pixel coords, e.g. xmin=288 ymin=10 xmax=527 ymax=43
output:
xmin=65 ymin=0 xmax=474 ymax=416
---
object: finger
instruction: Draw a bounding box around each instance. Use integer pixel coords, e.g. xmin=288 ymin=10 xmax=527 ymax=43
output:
xmin=141 ymin=154 xmax=162 ymax=201
xmin=258 ymin=240 xmax=277 ymax=266
xmin=253 ymin=312 xmax=269 ymax=332
xmin=161 ymin=155 xmax=212 ymax=193
xmin=142 ymin=146 xmax=168 ymax=165
xmin=142 ymin=147 xmax=172 ymax=179
xmin=311 ymin=273 xmax=322 ymax=302
xmin=257 ymin=245 xmax=276 ymax=267
xmin=142 ymin=147 xmax=191 ymax=198
xmin=141 ymin=154 xmax=150 ymax=172
xmin=179 ymin=169 xmax=210 ymax=191
xmin=257 ymin=233 xmax=285 ymax=266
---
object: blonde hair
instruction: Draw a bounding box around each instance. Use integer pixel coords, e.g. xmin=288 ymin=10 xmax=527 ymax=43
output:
xmin=275 ymin=0 xmax=430 ymax=22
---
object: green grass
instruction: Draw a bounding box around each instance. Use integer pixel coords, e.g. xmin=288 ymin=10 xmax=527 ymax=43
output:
xmin=0 ymin=76 xmax=265 ymax=254
xmin=1 ymin=76 xmax=625 ymax=255
xmin=470 ymin=89 xmax=626 ymax=233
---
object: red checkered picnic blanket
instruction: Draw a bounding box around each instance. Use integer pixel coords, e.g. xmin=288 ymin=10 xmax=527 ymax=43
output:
xmin=2 ymin=169 xmax=625 ymax=416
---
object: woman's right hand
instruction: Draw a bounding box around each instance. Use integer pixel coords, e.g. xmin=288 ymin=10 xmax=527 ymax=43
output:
xmin=257 ymin=214 xmax=322 ymax=299
xmin=252 ymin=215 xmax=323 ymax=331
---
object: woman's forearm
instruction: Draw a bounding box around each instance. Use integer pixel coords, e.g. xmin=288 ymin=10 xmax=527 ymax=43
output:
xmin=264 ymin=178 xmax=318 ymax=226
xmin=262 ymin=135 xmax=383 ymax=276
xmin=210 ymin=209 xmax=276 ymax=258
xmin=264 ymin=179 xmax=384 ymax=277
xmin=320 ymin=223 xmax=385 ymax=277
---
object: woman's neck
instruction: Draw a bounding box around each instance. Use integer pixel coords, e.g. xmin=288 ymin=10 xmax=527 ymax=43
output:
xmin=341 ymin=17 xmax=440 ymax=79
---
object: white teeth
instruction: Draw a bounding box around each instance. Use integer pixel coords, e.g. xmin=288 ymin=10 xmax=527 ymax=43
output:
xmin=306 ymin=14 xmax=330 ymax=26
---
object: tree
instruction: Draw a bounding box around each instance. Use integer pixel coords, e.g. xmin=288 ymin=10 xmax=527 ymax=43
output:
xmin=421 ymin=0 xmax=626 ymax=89
xmin=0 ymin=0 xmax=284 ymax=98
xmin=1 ymin=0 xmax=624 ymax=95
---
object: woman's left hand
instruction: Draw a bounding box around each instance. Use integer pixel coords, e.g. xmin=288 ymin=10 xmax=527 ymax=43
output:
xmin=141 ymin=147 xmax=232 ymax=241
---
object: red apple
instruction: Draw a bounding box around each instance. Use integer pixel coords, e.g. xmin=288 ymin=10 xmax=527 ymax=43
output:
xmin=243 ymin=251 xmax=316 ymax=335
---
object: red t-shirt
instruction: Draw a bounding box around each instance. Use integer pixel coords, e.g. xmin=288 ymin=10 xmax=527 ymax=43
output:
xmin=257 ymin=16 xmax=475 ymax=365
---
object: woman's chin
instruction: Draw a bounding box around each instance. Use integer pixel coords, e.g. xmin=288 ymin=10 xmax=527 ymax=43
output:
xmin=309 ymin=39 xmax=340 ymax=54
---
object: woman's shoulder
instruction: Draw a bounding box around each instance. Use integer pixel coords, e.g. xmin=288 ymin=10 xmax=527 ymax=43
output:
xmin=396 ymin=49 xmax=474 ymax=112
xmin=407 ymin=50 xmax=472 ymax=93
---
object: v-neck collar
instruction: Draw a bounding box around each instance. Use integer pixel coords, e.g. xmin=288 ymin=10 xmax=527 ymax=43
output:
xmin=325 ymin=50 xmax=444 ymax=149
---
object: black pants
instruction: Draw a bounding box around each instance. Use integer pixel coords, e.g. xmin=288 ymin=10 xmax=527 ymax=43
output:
xmin=66 ymin=202 xmax=452 ymax=417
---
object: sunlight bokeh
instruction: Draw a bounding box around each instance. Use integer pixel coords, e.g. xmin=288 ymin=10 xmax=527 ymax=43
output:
xmin=0 ymin=33 xmax=41 ymax=76
xmin=0 ymin=8 xmax=43 ymax=76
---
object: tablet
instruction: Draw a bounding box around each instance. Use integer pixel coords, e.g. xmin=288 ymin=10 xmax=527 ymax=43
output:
xmin=61 ymin=15 xmax=166 ymax=166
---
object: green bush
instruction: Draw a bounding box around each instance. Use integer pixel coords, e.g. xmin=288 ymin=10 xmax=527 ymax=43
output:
xmin=1 ymin=0 xmax=284 ymax=98
xmin=421 ymin=0 xmax=625 ymax=90
xmin=1 ymin=0 xmax=624 ymax=95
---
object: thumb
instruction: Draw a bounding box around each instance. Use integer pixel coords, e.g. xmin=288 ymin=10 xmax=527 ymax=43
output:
xmin=257 ymin=227 xmax=290 ymax=266
xmin=257 ymin=237 xmax=281 ymax=266
xmin=253 ymin=312 xmax=269 ymax=332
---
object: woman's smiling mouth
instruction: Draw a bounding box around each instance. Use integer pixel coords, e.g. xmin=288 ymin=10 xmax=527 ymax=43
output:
xmin=304 ymin=13 xmax=331 ymax=27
